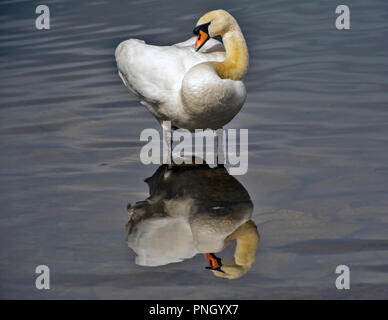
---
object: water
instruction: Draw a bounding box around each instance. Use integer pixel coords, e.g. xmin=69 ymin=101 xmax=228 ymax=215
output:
xmin=0 ymin=0 xmax=388 ymax=299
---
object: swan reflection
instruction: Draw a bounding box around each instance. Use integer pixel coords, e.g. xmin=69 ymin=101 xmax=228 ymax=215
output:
xmin=126 ymin=164 xmax=259 ymax=279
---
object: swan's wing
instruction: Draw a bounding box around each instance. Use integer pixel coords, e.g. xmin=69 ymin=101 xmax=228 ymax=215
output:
xmin=127 ymin=217 xmax=196 ymax=266
xmin=115 ymin=38 xmax=225 ymax=108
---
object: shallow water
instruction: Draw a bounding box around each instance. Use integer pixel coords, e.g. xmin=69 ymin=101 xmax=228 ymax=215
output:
xmin=1 ymin=0 xmax=388 ymax=299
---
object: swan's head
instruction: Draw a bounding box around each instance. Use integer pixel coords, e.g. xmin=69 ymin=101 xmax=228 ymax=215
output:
xmin=204 ymin=220 xmax=260 ymax=279
xmin=193 ymin=9 xmax=236 ymax=51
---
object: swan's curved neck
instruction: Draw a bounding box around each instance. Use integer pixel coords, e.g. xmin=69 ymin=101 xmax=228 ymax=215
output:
xmin=212 ymin=220 xmax=259 ymax=279
xmin=211 ymin=28 xmax=248 ymax=80
xmin=230 ymin=220 xmax=259 ymax=266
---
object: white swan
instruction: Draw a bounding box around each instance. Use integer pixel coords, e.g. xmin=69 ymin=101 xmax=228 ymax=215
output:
xmin=115 ymin=9 xmax=248 ymax=132
xmin=126 ymin=164 xmax=259 ymax=279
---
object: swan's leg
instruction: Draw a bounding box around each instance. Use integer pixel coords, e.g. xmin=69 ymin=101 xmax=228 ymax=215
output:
xmin=161 ymin=121 xmax=172 ymax=167
xmin=216 ymin=128 xmax=225 ymax=167
xmin=167 ymin=125 xmax=178 ymax=169
xmin=166 ymin=128 xmax=172 ymax=167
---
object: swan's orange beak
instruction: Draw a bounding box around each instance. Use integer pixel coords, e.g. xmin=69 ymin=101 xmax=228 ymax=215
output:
xmin=195 ymin=30 xmax=209 ymax=51
xmin=205 ymin=253 xmax=225 ymax=273
xmin=193 ymin=22 xmax=210 ymax=52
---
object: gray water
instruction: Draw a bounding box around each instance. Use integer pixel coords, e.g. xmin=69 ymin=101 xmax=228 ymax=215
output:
xmin=1 ymin=0 xmax=388 ymax=299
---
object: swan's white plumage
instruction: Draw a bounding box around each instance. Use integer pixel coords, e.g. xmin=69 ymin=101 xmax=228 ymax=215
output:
xmin=115 ymin=36 xmax=247 ymax=130
xmin=127 ymin=199 xmax=251 ymax=267
xmin=125 ymin=164 xmax=257 ymax=277
xmin=128 ymin=216 xmax=196 ymax=267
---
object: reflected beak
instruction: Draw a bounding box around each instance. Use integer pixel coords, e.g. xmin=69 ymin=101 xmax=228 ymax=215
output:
xmin=205 ymin=253 xmax=225 ymax=273
xmin=193 ymin=22 xmax=210 ymax=51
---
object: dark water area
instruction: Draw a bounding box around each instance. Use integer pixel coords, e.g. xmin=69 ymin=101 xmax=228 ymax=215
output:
xmin=0 ymin=0 xmax=388 ymax=299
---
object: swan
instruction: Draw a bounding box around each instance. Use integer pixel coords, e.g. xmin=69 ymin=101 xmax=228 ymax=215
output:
xmin=126 ymin=163 xmax=259 ymax=279
xmin=115 ymin=9 xmax=248 ymax=135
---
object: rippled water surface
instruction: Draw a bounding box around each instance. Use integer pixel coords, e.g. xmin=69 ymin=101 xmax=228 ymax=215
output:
xmin=1 ymin=0 xmax=388 ymax=299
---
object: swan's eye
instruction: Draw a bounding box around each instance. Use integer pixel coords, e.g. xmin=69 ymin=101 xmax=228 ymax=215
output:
xmin=193 ymin=22 xmax=210 ymax=35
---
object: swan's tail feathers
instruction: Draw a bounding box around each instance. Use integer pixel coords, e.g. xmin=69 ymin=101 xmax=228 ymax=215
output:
xmin=115 ymin=41 xmax=125 ymax=58
xmin=115 ymin=38 xmax=145 ymax=60
xmin=115 ymin=39 xmax=166 ymax=108
xmin=118 ymin=70 xmax=139 ymax=97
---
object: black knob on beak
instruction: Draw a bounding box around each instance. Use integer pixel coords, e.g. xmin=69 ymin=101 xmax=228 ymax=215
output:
xmin=193 ymin=22 xmax=210 ymax=35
